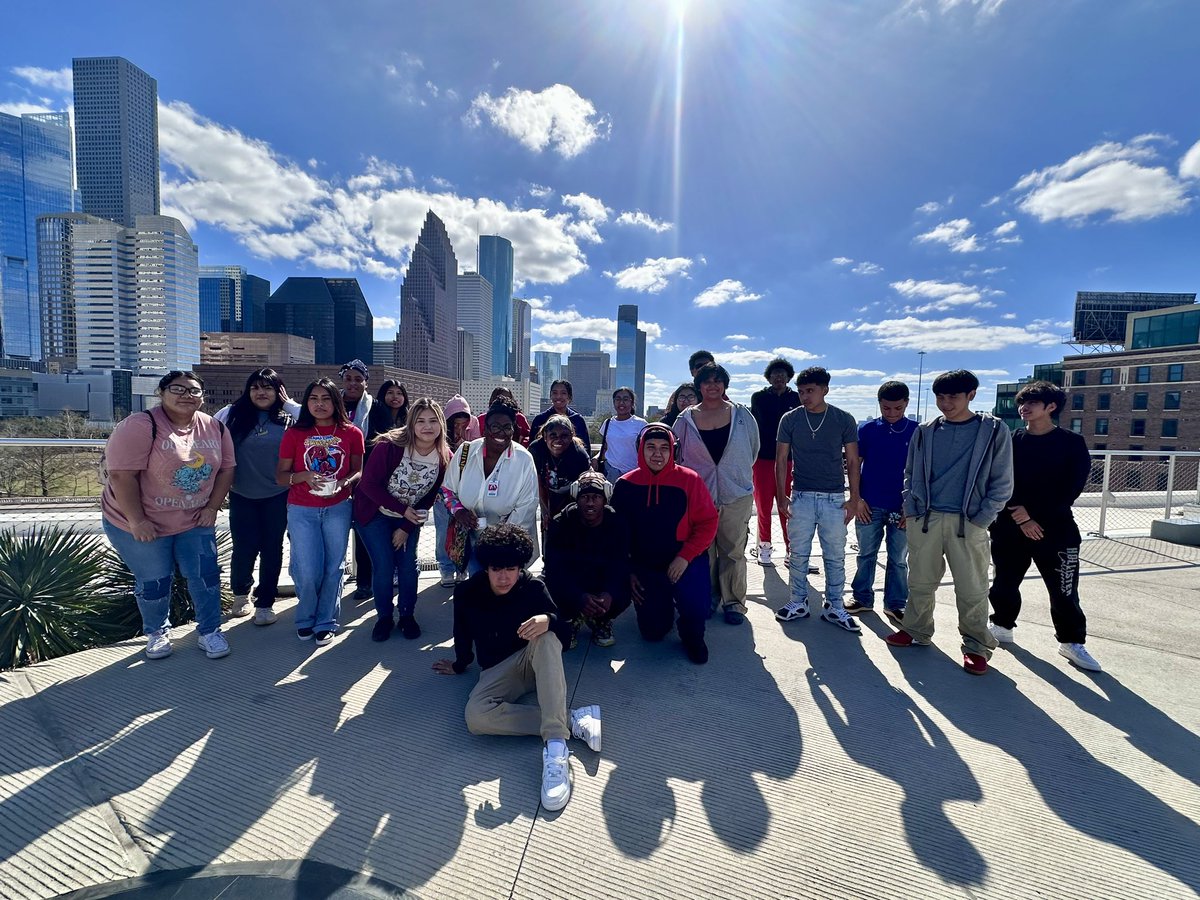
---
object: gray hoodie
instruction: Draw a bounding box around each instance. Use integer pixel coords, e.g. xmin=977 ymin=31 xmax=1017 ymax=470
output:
xmin=903 ymin=412 xmax=1013 ymax=533
xmin=673 ymin=403 xmax=761 ymax=505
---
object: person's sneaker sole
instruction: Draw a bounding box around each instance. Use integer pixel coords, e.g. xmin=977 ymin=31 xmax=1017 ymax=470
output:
xmin=1059 ymin=644 xmax=1102 ymax=672
xmin=253 ymin=608 xmax=277 ymax=626
xmin=145 ymin=644 xmax=172 ymax=660
xmin=989 ymin=624 xmax=1015 ymax=644
xmin=297 ymin=629 xmax=314 ymax=641
xmin=843 ymin=601 xmax=874 ymax=615
xmin=775 ymin=603 xmax=809 ymax=622
xmin=314 ymin=631 xmax=335 ymax=647
xmin=571 ymin=705 xmax=602 ymax=752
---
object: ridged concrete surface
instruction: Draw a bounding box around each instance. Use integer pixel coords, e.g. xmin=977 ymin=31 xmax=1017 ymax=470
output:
xmin=1 ymin=533 xmax=1198 ymax=899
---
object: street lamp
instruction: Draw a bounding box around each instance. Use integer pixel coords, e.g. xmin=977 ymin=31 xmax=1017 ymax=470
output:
xmin=916 ymin=351 xmax=926 ymax=421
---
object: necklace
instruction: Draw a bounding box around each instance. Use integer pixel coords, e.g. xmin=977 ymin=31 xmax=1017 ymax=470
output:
xmin=887 ymin=420 xmax=908 ymax=434
xmin=314 ymin=422 xmax=336 ymax=437
xmin=804 ymin=407 xmax=828 ymax=439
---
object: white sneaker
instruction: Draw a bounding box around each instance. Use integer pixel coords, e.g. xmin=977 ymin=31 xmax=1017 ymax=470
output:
xmin=540 ymin=747 xmax=572 ymax=811
xmin=439 ymin=573 xmax=457 ymax=588
xmin=821 ymin=604 xmax=862 ymax=633
xmin=198 ymin=630 xmax=230 ymax=659
xmin=1059 ymin=642 xmax=1102 ymax=672
xmin=253 ymin=607 xmax=277 ymax=626
xmin=145 ymin=628 xmax=172 ymax=660
xmin=456 ymin=571 xmax=468 ymax=583
xmin=989 ymin=623 xmax=1015 ymax=643
xmin=757 ymin=542 xmax=773 ymax=567
xmin=229 ymin=595 xmax=251 ymax=618
xmin=570 ymin=705 xmax=602 ymax=752
xmin=775 ymin=599 xmax=809 ymax=622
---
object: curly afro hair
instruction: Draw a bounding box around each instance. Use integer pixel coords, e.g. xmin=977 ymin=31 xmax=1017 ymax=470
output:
xmin=474 ymin=523 xmax=535 ymax=569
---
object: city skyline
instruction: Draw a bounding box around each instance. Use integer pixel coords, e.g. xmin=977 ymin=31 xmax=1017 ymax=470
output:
xmin=3 ymin=3 xmax=1198 ymax=418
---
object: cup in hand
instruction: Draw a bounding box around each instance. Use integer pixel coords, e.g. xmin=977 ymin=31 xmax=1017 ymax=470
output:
xmin=415 ymin=509 xmax=429 ymax=523
xmin=310 ymin=476 xmax=337 ymax=497
xmin=475 ymin=515 xmax=488 ymax=530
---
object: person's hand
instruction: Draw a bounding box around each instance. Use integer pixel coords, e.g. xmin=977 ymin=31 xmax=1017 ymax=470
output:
xmin=278 ymin=385 xmax=292 ymax=403
xmin=777 ymin=492 xmax=791 ymax=520
xmin=1020 ymin=519 xmax=1044 ymax=541
xmin=898 ymin=515 xmax=907 ymax=530
xmin=630 ymin=574 xmax=645 ymax=606
xmin=392 ymin=528 xmax=409 ymax=550
xmin=453 ymin=508 xmax=478 ymax=530
xmin=667 ymin=556 xmax=688 ymax=584
xmin=403 ymin=506 xmax=427 ymax=525
xmin=130 ymin=519 xmax=157 ymax=542
xmin=291 ymin=470 xmax=319 ymax=486
xmin=582 ymin=593 xmax=611 ymax=618
xmin=432 ymin=659 xmax=458 ymax=675
xmin=517 ymin=614 xmax=549 ymax=641
xmin=196 ymin=506 xmax=220 ymax=528
xmin=843 ymin=499 xmax=860 ymax=525
xmin=855 ymin=499 xmax=872 ymax=525
xmin=1008 ymin=504 xmax=1031 ymax=524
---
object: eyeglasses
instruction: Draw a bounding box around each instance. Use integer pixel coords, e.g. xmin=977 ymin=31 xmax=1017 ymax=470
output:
xmin=166 ymin=385 xmax=203 ymax=397
xmin=487 ymin=423 xmax=515 ymax=435
xmin=545 ymin=431 xmax=571 ymax=441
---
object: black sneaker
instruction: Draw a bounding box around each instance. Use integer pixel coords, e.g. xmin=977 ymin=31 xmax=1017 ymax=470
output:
xmin=884 ymin=607 xmax=905 ymax=624
xmin=314 ymin=630 xmax=334 ymax=647
xmin=398 ymin=615 xmax=421 ymax=640
xmin=297 ymin=628 xmax=315 ymax=641
xmin=353 ymin=587 xmax=373 ymax=601
xmin=843 ymin=599 xmax=875 ymax=615
xmin=723 ymin=609 xmax=745 ymax=626
xmin=371 ymin=618 xmax=394 ymax=642
xmin=682 ymin=635 xmax=709 ymax=665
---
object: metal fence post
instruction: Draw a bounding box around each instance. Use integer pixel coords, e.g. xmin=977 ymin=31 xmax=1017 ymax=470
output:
xmin=1164 ymin=455 xmax=1177 ymax=519
xmin=1098 ymin=454 xmax=1112 ymax=537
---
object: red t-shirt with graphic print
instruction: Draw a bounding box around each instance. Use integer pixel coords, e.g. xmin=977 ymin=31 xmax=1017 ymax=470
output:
xmin=279 ymin=424 xmax=364 ymax=507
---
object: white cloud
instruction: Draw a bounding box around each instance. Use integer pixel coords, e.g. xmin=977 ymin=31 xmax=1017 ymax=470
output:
xmin=561 ymin=192 xmax=610 ymax=243
xmin=990 ymin=220 xmax=1022 ymax=245
xmin=466 ymin=84 xmax=611 ymax=159
xmin=915 ymin=218 xmax=981 ymax=253
xmin=982 ymin=195 xmax=1001 ymax=207
xmin=829 ymin=368 xmax=886 ymax=378
xmin=1001 ymin=312 xmax=1017 ymax=320
xmin=694 ymin=279 xmax=763 ymax=308
xmin=897 ymin=0 xmax=1008 ymax=21
xmin=725 ymin=334 xmax=752 ymax=341
xmin=615 ymin=210 xmax=673 ymax=233
xmin=528 ymin=183 xmax=554 ymax=198
xmin=604 ymin=257 xmax=692 ymax=293
xmin=852 ymin=261 xmax=884 ymax=275
xmin=373 ymin=316 xmax=397 ymax=338
xmin=714 ymin=346 xmax=819 ymax=366
xmin=830 ymin=315 xmax=1059 ymax=351
xmin=831 ymin=256 xmax=854 ymax=266
xmin=916 ymin=201 xmax=942 ymax=214
xmin=1181 ymin=139 xmax=1200 ymax=180
xmin=0 ymin=101 xmax=55 ymax=116
xmin=890 ymin=278 xmax=997 ymax=313
xmin=10 ymin=66 xmax=72 ymax=92
xmin=1014 ymin=135 xmax=1192 ymax=223
xmin=533 ymin=308 xmax=663 ymax=346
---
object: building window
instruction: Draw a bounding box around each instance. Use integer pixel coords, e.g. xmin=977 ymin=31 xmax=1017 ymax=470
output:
xmin=1094 ymin=443 xmax=1106 ymax=450
xmin=1133 ymin=392 xmax=1149 ymax=410
xmin=1094 ymin=418 xmax=1108 ymax=435
xmin=1130 ymin=419 xmax=1146 ymax=437
xmin=1099 ymin=368 xmax=1113 ymax=385
xmin=1069 ymin=418 xmax=1082 ymax=434
xmin=1071 ymin=394 xmax=1084 ymax=410
xmin=1097 ymin=393 xmax=1111 ymax=410
xmin=1073 ymin=370 xmax=1088 ymax=386
xmin=1168 ymin=364 xmax=1184 ymax=382
xmin=1135 ymin=366 xmax=1152 ymax=383
xmin=1165 ymin=391 xmax=1181 ymax=410
xmin=1162 ymin=419 xmax=1179 ymax=438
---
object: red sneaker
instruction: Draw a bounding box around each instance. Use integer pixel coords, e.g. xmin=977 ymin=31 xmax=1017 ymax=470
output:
xmin=886 ymin=630 xmax=914 ymax=647
xmin=963 ymin=652 xmax=988 ymax=676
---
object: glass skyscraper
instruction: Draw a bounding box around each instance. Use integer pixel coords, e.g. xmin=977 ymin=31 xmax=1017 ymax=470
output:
xmin=0 ymin=111 xmax=74 ymax=360
xmin=72 ymin=57 xmax=160 ymax=227
xmin=615 ymin=304 xmax=646 ymax=414
xmin=399 ymin=211 xmax=458 ymax=379
xmin=456 ymin=272 xmax=494 ymax=380
xmin=266 ymin=277 xmax=374 ymax=365
xmin=477 ymin=235 xmax=513 ymax=377
xmin=199 ymin=265 xmax=271 ymax=333
xmin=510 ymin=297 xmax=531 ymax=379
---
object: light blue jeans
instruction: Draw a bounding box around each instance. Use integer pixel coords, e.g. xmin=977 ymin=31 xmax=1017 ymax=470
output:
xmin=432 ymin=500 xmax=455 ymax=579
xmin=357 ymin=515 xmax=420 ymax=619
xmin=851 ymin=506 xmax=908 ymax=611
xmin=787 ymin=491 xmax=848 ymax=608
xmin=287 ymin=500 xmax=353 ymax=633
xmin=103 ymin=521 xmax=222 ymax=636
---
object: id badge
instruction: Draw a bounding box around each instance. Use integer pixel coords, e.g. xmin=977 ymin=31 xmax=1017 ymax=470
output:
xmin=487 ymin=480 xmax=499 ymax=497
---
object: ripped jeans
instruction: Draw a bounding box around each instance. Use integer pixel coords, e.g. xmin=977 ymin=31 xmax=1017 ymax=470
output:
xmin=103 ymin=521 xmax=223 ymax=636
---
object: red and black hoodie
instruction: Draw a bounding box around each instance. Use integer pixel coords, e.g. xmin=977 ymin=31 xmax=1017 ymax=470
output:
xmin=611 ymin=424 xmax=719 ymax=571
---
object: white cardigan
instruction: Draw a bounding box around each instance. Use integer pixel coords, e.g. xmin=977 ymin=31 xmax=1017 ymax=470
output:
xmin=441 ymin=438 xmax=540 ymax=559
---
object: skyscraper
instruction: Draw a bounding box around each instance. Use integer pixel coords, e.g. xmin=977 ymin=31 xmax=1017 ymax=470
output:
xmin=477 ymin=235 xmax=513 ymax=377
xmin=72 ymin=57 xmax=160 ymax=227
xmin=456 ymin=271 xmax=494 ymax=379
xmin=533 ymin=350 xmax=563 ymax=408
xmin=199 ymin=266 xmax=270 ymax=333
xmin=38 ymin=213 xmax=199 ymax=373
xmin=565 ymin=345 xmax=610 ymax=416
xmin=399 ymin=211 xmax=458 ymax=379
xmin=0 ymin=111 xmax=74 ymax=360
xmin=266 ymin=277 xmax=374 ymax=365
xmin=510 ymin=297 xmax=531 ymax=379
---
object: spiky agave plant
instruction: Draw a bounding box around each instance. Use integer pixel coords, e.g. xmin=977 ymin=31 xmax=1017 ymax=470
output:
xmin=0 ymin=525 xmax=130 ymax=670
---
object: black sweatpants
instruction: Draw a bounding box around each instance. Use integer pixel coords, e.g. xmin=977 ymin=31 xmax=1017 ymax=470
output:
xmin=988 ymin=521 xmax=1087 ymax=644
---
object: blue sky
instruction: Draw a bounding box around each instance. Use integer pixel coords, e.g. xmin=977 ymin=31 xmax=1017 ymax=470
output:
xmin=3 ymin=0 xmax=1198 ymax=418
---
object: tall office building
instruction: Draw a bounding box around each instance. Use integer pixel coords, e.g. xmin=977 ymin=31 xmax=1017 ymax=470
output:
xmin=510 ymin=297 xmax=531 ymax=379
xmin=38 ymin=213 xmax=199 ymax=373
xmin=457 ymin=328 xmax=475 ymax=382
xmin=478 ymin=235 xmax=513 ymax=376
xmin=615 ymin=304 xmax=647 ymax=415
xmin=0 ymin=111 xmax=75 ymax=360
xmin=399 ymin=211 xmax=458 ymax=379
xmin=565 ymin=345 xmax=611 ymax=416
xmin=456 ymin=271 xmax=493 ymax=379
xmin=571 ymin=338 xmax=601 ymax=353
xmin=199 ymin=266 xmax=270 ymax=333
xmin=72 ymin=57 xmax=160 ymax=227
xmin=266 ymin=277 xmax=374 ymax=365
xmin=533 ymin=350 xmax=563 ymax=408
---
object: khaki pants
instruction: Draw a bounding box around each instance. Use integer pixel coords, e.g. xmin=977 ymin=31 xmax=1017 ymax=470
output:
xmin=904 ymin=511 xmax=997 ymax=660
xmin=709 ymin=493 xmax=754 ymax=614
xmin=464 ymin=632 xmax=569 ymax=741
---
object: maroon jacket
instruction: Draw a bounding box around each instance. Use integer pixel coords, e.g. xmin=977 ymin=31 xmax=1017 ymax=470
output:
xmin=353 ymin=440 xmax=447 ymax=533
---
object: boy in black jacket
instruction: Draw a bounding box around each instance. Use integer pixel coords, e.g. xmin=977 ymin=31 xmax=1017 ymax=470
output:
xmin=987 ymin=381 xmax=1100 ymax=672
xmin=433 ymin=524 xmax=601 ymax=812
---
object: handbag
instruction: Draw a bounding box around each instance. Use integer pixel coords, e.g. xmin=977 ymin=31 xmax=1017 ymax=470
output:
xmin=445 ymin=444 xmax=472 ymax=571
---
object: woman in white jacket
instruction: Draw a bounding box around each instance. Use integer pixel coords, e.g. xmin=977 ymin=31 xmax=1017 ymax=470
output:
xmin=441 ymin=398 xmax=540 ymax=574
xmin=673 ymin=362 xmax=761 ymax=626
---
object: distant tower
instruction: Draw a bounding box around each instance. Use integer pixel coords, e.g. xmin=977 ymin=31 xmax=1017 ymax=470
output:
xmin=199 ymin=266 xmax=270 ymax=333
xmin=616 ymin=304 xmax=646 ymax=414
xmin=478 ymin=235 xmax=513 ymax=377
xmin=398 ymin=211 xmax=459 ymax=379
xmin=456 ymin=271 xmax=494 ymax=379
xmin=72 ymin=57 xmax=160 ymax=227
xmin=266 ymin=277 xmax=373 ymax=365
xmin=510 ymin=297 xmax=531 ymax=379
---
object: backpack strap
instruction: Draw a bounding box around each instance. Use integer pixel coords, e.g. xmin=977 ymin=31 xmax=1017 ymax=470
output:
xmin=144 ymin=409 xmax=157 ymax=442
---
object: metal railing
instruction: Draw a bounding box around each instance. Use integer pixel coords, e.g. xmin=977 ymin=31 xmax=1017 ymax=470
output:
xmin=1083 ymin=451 xmax=1200 ymax=537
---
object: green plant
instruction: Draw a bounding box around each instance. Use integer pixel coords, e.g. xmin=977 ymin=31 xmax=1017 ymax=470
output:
xmin=0 ymin=526 xmax=129 ymax=669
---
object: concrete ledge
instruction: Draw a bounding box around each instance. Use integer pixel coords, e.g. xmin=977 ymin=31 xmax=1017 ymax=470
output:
xmin=1150 ymin=517 xmax=1200 ymax=546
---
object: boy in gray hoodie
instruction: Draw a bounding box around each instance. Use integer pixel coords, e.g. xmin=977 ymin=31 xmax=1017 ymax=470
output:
xmin=886 ymin=370 xmax=1013 ymax=675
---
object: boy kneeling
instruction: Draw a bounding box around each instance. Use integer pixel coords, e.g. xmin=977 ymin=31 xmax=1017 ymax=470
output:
xmin=433 ymin=524 xmax=601 ymax=812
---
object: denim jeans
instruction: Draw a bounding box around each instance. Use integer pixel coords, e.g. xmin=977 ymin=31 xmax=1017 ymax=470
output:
xmin=432 ymin=500 xmax=454 ymax=578
xmin=787 ymin=491 xmax=848 ymax=608
xmin=287 ymin=500 xmax=353 ymax=633
xmin=851 ymin=506 xmax=908 ymax=611
xmin=103 ymin=521 xmax=223 ymax=636
xmin=631 ymin=556 xmax=709 ymax=644
xmin=357 ymin=515 xmax=420 ymax=621
xmin=228 ymin=491 xmax=288 ymax=606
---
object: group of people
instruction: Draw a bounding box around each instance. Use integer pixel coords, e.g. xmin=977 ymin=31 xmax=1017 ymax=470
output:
xmin=99 ymin=352 xmax=1100 ymax=811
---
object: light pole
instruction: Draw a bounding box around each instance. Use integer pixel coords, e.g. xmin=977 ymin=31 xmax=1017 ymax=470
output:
xmin=916 ymin=350 xmax=926 ymax=421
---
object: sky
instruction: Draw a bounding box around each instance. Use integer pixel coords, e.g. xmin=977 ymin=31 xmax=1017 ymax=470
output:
xmin=3 ymin=0 xmax=1199 ymax=420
